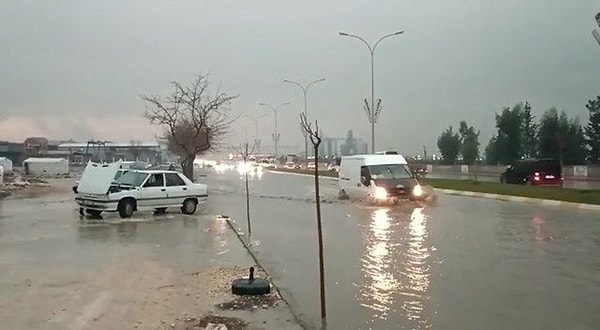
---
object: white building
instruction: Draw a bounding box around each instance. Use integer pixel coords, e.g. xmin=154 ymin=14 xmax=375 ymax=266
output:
xmin=0 ymin=157 xmax=13 ymax=173
xmin=23 ymin=157 xmax=69 ymax=176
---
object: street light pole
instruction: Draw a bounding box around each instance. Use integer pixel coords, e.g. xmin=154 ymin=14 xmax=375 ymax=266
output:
xmin=243 ymin=114 xmax=269 ymax=155
xmin=259 ymin=102 xmax=291 ymax=156
xmin=283 ymin=78 xmax=326 ymax=163
xmin=339 ymin=30 xmax=404 ymax=153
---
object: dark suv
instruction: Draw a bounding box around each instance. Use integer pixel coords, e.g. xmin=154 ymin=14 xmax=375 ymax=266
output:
xmin=500 ymin=159 xmax=562 ymax=186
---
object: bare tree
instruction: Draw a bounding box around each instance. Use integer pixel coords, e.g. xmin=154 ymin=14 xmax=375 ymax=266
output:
xmin=143 ymin=73 xmax=237 ymax=181
xmin=300 ymin=112 xmax=327 ymax=328
xmin=231 ymin=142 xmax=256 ymax=238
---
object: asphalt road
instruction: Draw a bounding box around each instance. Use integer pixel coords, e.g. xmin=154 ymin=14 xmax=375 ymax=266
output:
xmin=209 ymin=168 xmax=600 ymax=330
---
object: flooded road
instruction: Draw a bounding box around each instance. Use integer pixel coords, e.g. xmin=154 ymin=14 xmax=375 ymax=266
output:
xmin=209 ymin=169 xmax=600 ymax=329
xmin=0 ymin=189 xmax=299 ymax=330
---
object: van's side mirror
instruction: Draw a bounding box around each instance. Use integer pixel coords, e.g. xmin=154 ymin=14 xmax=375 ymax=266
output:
xmin=360 ymin=176 xmax=367 ymax=185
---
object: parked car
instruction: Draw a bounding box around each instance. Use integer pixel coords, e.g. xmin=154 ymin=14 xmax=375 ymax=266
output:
xmin=307 ymin=162 xmax=316 ymax=170
xmin=500 ymin=159 xmax=562 ymax=186
xmin=72 ymin=167 xmax=130 ymax=193
xmin=75 ymin=161 xmax=207 ymax=218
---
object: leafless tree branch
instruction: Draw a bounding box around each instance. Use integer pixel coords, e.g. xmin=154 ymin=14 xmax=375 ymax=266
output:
xmin=142 ymin=72 xmax=238 ymax=180
xmin=300 ymin=112 xmax=322 ymax=147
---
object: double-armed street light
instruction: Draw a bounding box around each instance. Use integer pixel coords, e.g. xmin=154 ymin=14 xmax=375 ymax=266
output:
xmin=259 ymin=101 xmax=291 ymax=156
xmin=283 ymin=78 xmax=326 ymax=162
xmin=339 ymin=30 xmax=404 ymax=153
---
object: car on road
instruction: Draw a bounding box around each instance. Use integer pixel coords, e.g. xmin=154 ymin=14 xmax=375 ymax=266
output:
xmin=307 ymin=161 xmax=316 ymax=170
xmin=75 ymin=161 xmax=207 ymax=218
xmin=283 ymin=162 xmax=297 ymax=169
xmin=338 ymin=154 xmax=426 ymax=203
xmin=327 ymin=163 xmax=340 ymax=172
xmin=500 ymin=159 xmax=562 ymax=186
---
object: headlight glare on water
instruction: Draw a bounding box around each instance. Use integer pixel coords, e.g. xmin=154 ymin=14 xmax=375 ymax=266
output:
xmin=374 ymin=186 xmax=388 ymax=200
xmin=413 ymin=184 xmax=423 ymax=197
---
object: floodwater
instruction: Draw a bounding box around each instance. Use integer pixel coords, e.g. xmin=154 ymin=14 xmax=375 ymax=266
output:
xmin=209 ymin=169 xmax=600 ymax=329
xmin=0 ymin=189 xmax=299 ymax=329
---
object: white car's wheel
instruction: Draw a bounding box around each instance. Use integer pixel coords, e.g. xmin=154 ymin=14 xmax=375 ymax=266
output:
xmin=181 ymin=198 xmax=197 ymax=215
xmin=118 ymin=198 xmax=136 ymax=218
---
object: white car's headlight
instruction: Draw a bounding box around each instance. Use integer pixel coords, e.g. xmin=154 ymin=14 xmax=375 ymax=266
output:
xmin=374 ymin=186 xmax=388 ymax=200
xmin=413 ymin=184 xmax=423 ymax=197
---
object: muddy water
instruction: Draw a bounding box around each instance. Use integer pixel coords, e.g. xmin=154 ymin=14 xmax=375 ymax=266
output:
xmin=208 ymin=169 xmax=600 ymax=329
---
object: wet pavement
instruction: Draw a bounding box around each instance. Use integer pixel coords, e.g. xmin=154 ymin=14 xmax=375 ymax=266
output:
xmin=0 ymin=187 xmax=301 ymax=330
xmin=208 ymin=169 xmax=600 ymax=329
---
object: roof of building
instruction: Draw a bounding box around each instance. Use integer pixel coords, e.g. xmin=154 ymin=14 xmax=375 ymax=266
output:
xmin=58 ymin=142 xmax=160 ymax=148
xmin=23 ymin=157 xmax=68 ymax=163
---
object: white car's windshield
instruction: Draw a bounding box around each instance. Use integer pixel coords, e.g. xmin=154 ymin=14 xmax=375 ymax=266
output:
xmin=114 ymin=171 xmax=148 ymax=186
xmin=368 ymin=164 xmax=413 ymax=180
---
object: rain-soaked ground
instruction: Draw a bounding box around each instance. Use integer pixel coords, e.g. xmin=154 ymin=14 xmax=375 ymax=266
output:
xmin=0 ymin=182 xmax=300 ymax=330
xmin=1 ymin=170 xmax=599 ymax=329
xmin=209 ymin=168 xmax=600 ymax=329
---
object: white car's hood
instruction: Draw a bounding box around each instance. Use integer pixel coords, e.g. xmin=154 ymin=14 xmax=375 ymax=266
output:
xmin=77 ymin=160 xmax=123 ymax=195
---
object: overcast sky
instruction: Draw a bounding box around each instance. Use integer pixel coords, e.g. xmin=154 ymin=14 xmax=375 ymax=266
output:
xmin=1 ymin=0 xmax=599 ymax=155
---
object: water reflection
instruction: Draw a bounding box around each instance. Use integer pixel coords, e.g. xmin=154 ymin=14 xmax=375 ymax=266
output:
xmin=359 ymin=207 xmax=432 ymax=328
xmin=360 ymin=208 xmax=399 ymax=318
xmin=402 ymin=207 xmax=431 ymax=325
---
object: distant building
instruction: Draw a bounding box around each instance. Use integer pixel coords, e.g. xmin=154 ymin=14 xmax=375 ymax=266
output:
xmin=0 ymin=140 xmax=24 ymax=164
xmin=57 ymin=141 xmax=162 ymax=165
xmin=316 ymin=130 xmax=367 ymax=160
xmin=339 ymin=130 xmax=368 ymax=156
xmin=23 ymin=137 xmax=48 ymax=157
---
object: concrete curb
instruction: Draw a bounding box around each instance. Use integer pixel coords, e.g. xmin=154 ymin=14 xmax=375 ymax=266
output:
xmin=434 ymin=188 xmax=600 ymax=211
xmin=222 ymin=216 xmax=308 ymax=330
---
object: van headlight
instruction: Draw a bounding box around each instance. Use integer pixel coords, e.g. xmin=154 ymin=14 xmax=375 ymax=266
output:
xmin=374 ymin=186 xmax=388 ymax=200
xmin=412 ymin=184 xmax=423 ymax=197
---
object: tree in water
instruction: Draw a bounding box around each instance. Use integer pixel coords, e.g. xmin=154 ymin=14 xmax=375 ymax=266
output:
xmin=437 ymin=126 xmax=461 ymax=164
xmin=585 ymin=95 xmax=600 ymax=164
xmin=143 ymin=73 xmax=237 ymax=180
xmin=232 ymin=142 xmax=256 ymax=238
xmin=300 ymin=112 xmax=327 ymax=329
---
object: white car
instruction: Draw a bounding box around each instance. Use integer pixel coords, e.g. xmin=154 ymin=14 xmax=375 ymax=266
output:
xmin=307 ymin=162 xmax=316 ymax=170
xmin=75 ymin=161 xmax=207 ymax=218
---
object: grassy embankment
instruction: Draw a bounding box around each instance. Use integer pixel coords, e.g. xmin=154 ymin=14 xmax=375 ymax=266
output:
xmin=269 ymin=168 xmax=600 ymax=205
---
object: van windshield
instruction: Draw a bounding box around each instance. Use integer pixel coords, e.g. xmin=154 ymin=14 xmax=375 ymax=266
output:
xmin=368 ymin=164 xmax=413 ymax=180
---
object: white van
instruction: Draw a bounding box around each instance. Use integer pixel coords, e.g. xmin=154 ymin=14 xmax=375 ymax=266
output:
xmin=338 ymin=154 xmax=424 ymax=203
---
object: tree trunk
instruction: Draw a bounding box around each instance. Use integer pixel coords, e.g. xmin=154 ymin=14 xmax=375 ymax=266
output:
xmin=180 ymin=154 xmax=195 ymax=182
